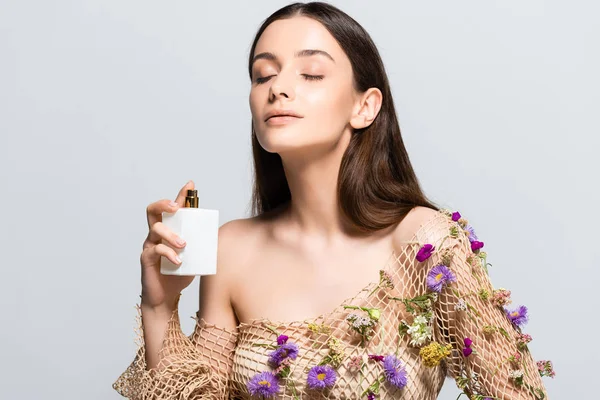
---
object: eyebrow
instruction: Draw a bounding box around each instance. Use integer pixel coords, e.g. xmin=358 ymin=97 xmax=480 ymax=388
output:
xmin=251 ymin=49 xmax=336 ymax=67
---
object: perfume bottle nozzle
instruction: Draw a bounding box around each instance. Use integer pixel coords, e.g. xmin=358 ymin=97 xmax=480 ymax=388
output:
xmin=185 ymin=189 xmax=199 ymax=208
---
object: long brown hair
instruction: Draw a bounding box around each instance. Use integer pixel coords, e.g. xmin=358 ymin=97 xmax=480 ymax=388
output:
xmin=248 ymin=2 xmax=439 ymax=234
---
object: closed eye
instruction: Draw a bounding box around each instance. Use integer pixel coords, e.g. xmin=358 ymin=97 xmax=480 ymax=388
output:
xmin=255 ymin=75 xmax=274 ymax=84
xmin=302 ymin=74 xmax=324 ymax=81
xmin=254 ymin=74 xmax=324 ymax=84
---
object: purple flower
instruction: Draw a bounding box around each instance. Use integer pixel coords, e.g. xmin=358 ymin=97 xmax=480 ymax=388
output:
xmin=471 ymin=240 xmax=485 ymax=251
xmin=367 ymin=391 xmax=376 ymax=400
xmin=277 ymin=334 xmax=288 ymax=345
xmin=268 ymin=342 xmax=299 ymax=367
xmin=462 ymin=337 xmax=473 ymax=357
xmin=368 ymin=354 xmax=385 ymax=362
xmin=247 ymin=371 xmax=279 ymax=398
xmin=306 ymin=365 xmax=337 ymax=390
xmin=426 ymin=264 xmax=456 ymax=292
xmin=505 ymin=305 xmax=529 ymax=327
xmin=416 ymin=244 xmax=435 ymax=262
xmin=382 ymin=355 xmax=408 ymax=389
xmin=452 ymin=211 xmax=461 ymax=221
xmin=465 ymin=224 xmax=478 ymax=242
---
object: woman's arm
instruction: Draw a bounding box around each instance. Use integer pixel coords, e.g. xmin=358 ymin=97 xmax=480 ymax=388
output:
xmin=422 ymin=210 xmax=551 ymax=399
xmin=113 ymin=221 xmax=241 ymax=399
xmin=139 ymin=299 xmax=179 ymax=370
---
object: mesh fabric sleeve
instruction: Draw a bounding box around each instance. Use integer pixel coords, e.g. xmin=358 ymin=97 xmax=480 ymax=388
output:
xmin=112 ymin=294 xmax=239 ymax=400
xmin=426 ymin=212 xmax=549 ymax=399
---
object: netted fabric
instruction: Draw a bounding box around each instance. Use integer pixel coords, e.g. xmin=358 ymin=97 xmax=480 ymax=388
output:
xmin=112 ymin=294 xmax=239 ymax=399
xmin=114 ymin=208 xmax=551 ymax=399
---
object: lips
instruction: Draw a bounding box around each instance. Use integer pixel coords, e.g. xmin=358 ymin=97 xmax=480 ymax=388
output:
xmin=266 ymin=114 xmax=298 ymax=120
xmin=265 ymin=110 xmax=303 ymax=122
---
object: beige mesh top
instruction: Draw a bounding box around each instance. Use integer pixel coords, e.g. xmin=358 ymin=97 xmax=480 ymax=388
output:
xmin=113 ymin=208 xmax=553 ymax=399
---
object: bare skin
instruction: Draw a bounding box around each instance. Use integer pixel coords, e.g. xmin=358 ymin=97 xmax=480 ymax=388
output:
xmin=218 ymin=205 xmax=435 ymax=325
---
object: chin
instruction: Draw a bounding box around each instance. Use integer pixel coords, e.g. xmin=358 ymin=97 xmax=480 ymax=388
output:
xmin=259 ymin=135 xmax=339 ymax=159
xmin=255 ymin=126 xmax=306 ymax=154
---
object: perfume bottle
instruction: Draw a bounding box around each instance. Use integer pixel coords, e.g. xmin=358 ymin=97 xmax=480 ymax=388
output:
xmin=160 ymin=189 xmax=219 ymax=276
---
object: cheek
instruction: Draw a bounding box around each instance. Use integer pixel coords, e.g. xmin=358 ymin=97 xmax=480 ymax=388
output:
xmin=249 ymin=90 xmax=258 ymax=114
xmin=249 ymin=89 xmax=264 ymax=126
xmin=302 ymin=84 xmax=353 ymax=135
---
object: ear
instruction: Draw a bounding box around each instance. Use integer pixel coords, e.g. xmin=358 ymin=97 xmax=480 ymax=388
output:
xmin=350 ymin=87 xmax=383 ymax=130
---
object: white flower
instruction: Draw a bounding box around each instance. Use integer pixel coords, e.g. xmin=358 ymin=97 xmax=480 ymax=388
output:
xmin=352 ymin=316 xmax=373 ymax=329
xmin=346 ymin=313 xmax=359 ymax=322
xmin=509 ymin=370 xmax=524 ymax=379
xmin=407 ymin=324 xmax=419 ymax=335
xmin=406 ymin=315 xmax=433 ymax=347
xmin=454 ymin=299 xmax=467 ymax=311
xmin=409 ymin=326 xmax=432 ymax=346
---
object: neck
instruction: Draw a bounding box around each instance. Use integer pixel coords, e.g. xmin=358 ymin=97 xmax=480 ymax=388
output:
xmin=280 ymin=133 xmax=352 ymax=241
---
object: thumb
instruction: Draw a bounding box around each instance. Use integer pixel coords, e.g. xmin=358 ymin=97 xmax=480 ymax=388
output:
xmin=174 ymin=180 xmax=195 ymax=206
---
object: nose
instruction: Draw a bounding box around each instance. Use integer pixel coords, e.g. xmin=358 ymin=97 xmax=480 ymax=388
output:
xmin=269 ymin=72 xmax=295 ymax=102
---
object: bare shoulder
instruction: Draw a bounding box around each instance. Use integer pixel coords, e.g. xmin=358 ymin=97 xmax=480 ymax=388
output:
xmin=217 ymin=217 xmax=263 ymax=272
xmin=391 ymin=206 xmax=441 ymax=250
xmin=197 ymin=216 xmax=264 ymax=328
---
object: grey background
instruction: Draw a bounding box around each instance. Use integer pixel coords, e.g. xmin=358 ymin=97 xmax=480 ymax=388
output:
xmin=1 ymin=0 xmax=597 ymax=398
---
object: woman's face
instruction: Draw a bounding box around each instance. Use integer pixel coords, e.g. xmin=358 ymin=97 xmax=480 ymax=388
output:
xmin=249 ymin=16 xmax=358 ymax=155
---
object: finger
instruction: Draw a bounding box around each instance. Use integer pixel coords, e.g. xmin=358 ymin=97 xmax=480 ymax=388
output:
xmin=146 ymin=199 xmax=180 ymax=230
xmin=147 ymin=221 xmax=186 ymax=248
xmin=141 ymin=243 xmax=182 ymax=267
xmin=152 ymin=243 xmax=182 ymax=266
xmin=174 ymin=180 xmax=195 ymax=207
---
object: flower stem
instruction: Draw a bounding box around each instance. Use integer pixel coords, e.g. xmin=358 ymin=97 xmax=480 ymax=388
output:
xmin=368 ymin=284 xmax=381 ymax=297
xmin=377 ymin=319 xmax=385 ymax=354
xmin=263 ymin=323 xmax=279 ymax=337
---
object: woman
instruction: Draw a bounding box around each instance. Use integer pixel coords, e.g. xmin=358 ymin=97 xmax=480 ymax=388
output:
xmin=114 ymin=2 xmax=553 ymax=399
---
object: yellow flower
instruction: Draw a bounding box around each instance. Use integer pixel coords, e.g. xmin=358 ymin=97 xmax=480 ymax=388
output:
xmin=440 ymin=248 xmax=454 ymax=267
xmin=419 ymin=341 xmax=452 ymax=367
xmin=327 ymin=337 xmax=345 ymax=355
xmin=450 ymin=226 xmax=460 ymax=238
xmin=478 ymin=288 xmax=490 ymax=301
xmin=326 ymin=337 xmax=346 ymax=367
xmin=308 ymin=323 xmax=332 ymax=334
xmin=466 ymin=255 xmax=481 ymax=271
xmin=482 ymin=325 xmax=497 ymax=336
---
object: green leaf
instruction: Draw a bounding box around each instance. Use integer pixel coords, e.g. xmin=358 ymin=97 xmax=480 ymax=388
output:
xmin=466 ymin=303 xmax=482 ymax=318
xmin=251 ymin=343 xmax=277 ymax=349
xmin=398 ymin=322 xmax=408 ymax=337
xmin=280 ymin=367 xmax=291 ymax=378
xmin=498 ymin=327 xmax=511 ymax=340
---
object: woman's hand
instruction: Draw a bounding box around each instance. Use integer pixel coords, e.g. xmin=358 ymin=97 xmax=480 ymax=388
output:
xmin=140 ymin=180 xmax=196 ymax=310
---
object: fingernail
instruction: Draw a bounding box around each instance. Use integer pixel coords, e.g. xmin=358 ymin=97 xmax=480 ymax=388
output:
xmin=175 ymin=255 xmax=182 ymax=264
xmin=169 ymin=201 xmax=178 ymax=207
xmin=176 ymin=238 xmax=186 ymax=246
